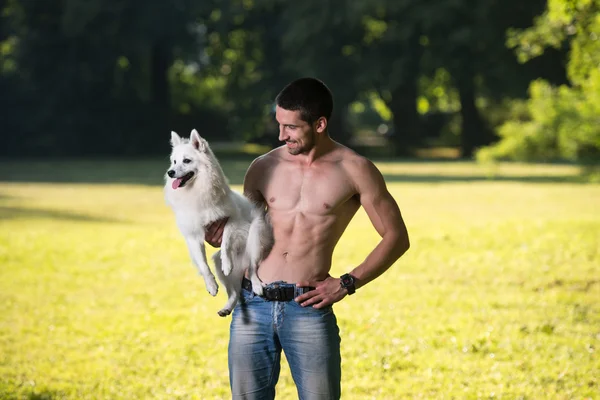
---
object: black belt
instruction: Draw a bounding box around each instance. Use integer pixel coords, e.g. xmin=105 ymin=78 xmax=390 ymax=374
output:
xmin=242 ymin=277 xmax=315 ymax=301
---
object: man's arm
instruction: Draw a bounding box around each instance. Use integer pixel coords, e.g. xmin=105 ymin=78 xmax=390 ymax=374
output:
xmin=204 ymin=156 xmax=267 ymax=247
xmin=347 ymin=157 xmax=410 ymax=289
xmin=242 ymin=156 xmax=267 ymax=208
xmin=295 ymin=156 xmax=409 ymax=307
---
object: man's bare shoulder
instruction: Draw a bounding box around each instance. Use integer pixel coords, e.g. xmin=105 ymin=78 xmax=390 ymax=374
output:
xmin=247 ymin=146 xmax=285 ymax=172
xmin=332 ymin=144 xmax=385 ymax=192
xmin=333 ymin=143 xmax=376 ymax=173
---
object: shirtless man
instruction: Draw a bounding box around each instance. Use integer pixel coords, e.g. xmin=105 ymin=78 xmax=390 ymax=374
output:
xmin=206 ymin=78 xmax=410 ymax=399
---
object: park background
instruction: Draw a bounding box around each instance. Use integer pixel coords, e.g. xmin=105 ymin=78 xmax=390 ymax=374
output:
xmin=0 ymin=0 xmax=598 ymax=399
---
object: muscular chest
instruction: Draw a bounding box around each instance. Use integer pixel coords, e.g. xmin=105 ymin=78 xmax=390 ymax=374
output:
xmin=261 ymin=163 xmax=356 ymax=214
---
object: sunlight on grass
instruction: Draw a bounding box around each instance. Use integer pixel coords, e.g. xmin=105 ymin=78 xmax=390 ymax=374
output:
xmin=0 ymin=161 xmax=598 ymax=399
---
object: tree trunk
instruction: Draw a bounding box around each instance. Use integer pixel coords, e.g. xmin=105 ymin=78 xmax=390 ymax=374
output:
xmin=148 ymin=39 xmax=172 ymax=153
xmin=389 ymin=81 xmax=420 ymax=155
xmin=388 ymin=24 xmax=423 ymax=156
xmin=457 ymin=74 xmax=486 ymax=158
xmin=329 ymin=103 xmax=351 ymax=146
xmin=151 ymin=40 xmax=171 ymax=110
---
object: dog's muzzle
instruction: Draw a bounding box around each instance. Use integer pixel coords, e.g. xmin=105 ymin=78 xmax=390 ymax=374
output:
xmin=170 ymin=171 xmax=195 ymax=189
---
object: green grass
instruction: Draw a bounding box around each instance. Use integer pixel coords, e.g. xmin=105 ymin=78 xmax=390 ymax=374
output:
xmin=0 ymin=159 xmax=598 ymax=399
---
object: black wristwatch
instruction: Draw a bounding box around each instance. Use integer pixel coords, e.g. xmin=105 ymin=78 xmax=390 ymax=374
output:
xmin=340 ymin=273 xmax=356 ymax=295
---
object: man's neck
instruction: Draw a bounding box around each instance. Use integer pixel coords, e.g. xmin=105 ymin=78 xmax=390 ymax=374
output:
xmin=299 ymin=134 xmax=336 ymax=165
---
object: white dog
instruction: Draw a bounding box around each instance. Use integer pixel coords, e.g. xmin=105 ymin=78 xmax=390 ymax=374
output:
xmin=164 ymin=129 xmax=272 ymax=316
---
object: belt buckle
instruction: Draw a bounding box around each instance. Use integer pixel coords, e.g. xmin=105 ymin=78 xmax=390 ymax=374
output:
xmin=265 ymin=284 xmax=282 ymax=301
xmin=265 ymin=283 xmax=293 ymax=301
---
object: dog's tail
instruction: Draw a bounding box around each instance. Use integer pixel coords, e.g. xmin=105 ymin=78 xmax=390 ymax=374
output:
xmin=246 ymin=207 xmax=273 ymax=268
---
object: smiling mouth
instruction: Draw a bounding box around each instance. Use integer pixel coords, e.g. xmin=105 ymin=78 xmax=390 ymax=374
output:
xmin=172 ymin=171 xmax=195 ymax=189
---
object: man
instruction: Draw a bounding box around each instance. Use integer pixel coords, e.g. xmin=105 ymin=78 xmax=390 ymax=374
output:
xmin=206 ymin=77 xmax=410 ymax=399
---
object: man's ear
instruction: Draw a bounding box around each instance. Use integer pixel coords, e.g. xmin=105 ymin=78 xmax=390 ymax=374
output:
xmin=190 ymin=129 xmax=207 ymax=152
xmin=170 ymin=131 xmax=182 ymax=147
xmin=315 ymin=117 xmax=328 ymax=134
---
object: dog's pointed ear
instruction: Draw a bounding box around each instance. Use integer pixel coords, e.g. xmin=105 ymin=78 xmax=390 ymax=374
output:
xmin=190 ymin=129 xmax=207 ymax=152
xmin=170 ymin=131 xmax=183 ymax=147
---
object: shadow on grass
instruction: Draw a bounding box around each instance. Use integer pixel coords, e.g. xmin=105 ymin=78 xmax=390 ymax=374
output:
xmin=0 ymin=206 xmax=124 ymax=223
xmin=0 ymin=158 xmax=253 ymax=186
xmin=28 ymin=392 xmax=56 ymax=400
xmin=0 ymin=158 xmax=591 ymax=185
xmin=379 ymin=174 xmax=587 ymax=184
xmin=0 ymin=389 xmax=60 ymax=400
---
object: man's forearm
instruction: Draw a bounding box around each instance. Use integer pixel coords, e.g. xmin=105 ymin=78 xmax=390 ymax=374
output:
xmin=349 ymin=232 xmax=409 ymax=290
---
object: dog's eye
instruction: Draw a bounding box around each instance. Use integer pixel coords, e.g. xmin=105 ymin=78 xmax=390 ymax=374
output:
xmin=183 ymin=158 xmax=192 ymax=164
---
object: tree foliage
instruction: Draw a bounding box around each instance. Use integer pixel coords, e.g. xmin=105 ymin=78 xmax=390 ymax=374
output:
xmin=478 ymin=0 xmax=600 ymax=162
xmin=0 ymin=0 xmax=576 ymax=159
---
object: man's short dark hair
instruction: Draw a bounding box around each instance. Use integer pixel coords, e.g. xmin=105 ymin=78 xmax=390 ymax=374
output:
xmin=275 ymin=77 xmax=334 ymax=124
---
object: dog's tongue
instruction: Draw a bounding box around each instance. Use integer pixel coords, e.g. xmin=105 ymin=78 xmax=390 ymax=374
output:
xmin=172 ymin=178 xmax=182 ymax=189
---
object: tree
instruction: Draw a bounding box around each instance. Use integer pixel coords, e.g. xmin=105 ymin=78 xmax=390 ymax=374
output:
xmin=198 ymin=0 xmax=297 ymax=143
xmin=351 ymin=1 xmax=426 ymax=154
xmin=0 ymin=0 xmax=212 ymax=156
xmin=477 ymin=0 xmax=600 ymax=163
xmin=269 ymin=0 xmax=551 ymax=157
xmin=422 ymin=0 xmax=552 ymax=158
xmin=248 ymin=0 xmax=366 ymax=146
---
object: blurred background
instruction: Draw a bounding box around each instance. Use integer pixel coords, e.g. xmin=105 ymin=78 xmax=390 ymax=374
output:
xmin=1 ymin=2 xmax=599 ymax=398
xmin=0 ymin=0 xmax=598 ymax=163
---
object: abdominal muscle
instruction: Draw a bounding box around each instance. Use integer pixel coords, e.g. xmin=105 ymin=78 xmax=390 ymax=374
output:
xmin=256 ymin=203 xmax=358 ymax=284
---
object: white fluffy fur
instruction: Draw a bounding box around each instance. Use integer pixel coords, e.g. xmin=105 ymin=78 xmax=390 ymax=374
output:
xmin=164 ymin=129 xmax=273 ymax=316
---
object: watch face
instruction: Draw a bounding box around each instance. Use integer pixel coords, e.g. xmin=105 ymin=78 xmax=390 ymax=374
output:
xmin=342 ymin=274 xmax=354 ymax=286
xmin=341 ymin=274 xmax=356 ymax=294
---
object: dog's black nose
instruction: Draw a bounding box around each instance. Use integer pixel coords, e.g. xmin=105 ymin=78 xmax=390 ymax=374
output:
xmin=167 ymin=170 xmax=175 ymax=178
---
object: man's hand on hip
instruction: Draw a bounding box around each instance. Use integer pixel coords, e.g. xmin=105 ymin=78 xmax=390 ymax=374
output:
xmin=204 ymin=217 xmax=228 ymax=247
xmin=294 ymin=276 xmax=348 ymax=309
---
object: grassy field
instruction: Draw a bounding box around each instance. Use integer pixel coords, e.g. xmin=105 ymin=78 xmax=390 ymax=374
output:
xmin=0 ymin=158 xmax=598 ymax=399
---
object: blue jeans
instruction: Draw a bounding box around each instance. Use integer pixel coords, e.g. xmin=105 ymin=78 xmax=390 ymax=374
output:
xmin=228 ymin=285 xmax=341 ymax=399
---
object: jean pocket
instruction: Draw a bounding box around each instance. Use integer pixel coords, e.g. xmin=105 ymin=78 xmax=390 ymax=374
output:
xmin=314 ymin=305 xmax=334 ymax=315
xmin=292 ymin=300 xmax=334 ymax=315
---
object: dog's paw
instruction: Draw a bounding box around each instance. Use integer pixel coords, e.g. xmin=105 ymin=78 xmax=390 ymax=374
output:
xmin=217 ymin=308 xmax=232 ymax=317
xmin=252 ymin=281 xmax=264 ymax=296
xmin=252 ymin=286 xmax=263 ymax=296
xmin=221 ymin=261 xmax=232 ymax=276
xmin=206 ymin=281 xmax=218 ymax=296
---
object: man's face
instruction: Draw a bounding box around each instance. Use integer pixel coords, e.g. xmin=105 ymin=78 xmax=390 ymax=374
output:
xmin=275 ymin=106 xmax=316 ymax=155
